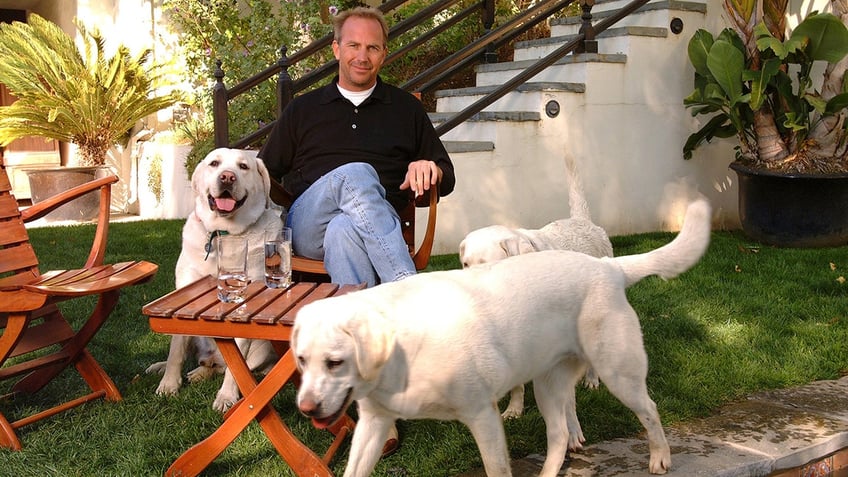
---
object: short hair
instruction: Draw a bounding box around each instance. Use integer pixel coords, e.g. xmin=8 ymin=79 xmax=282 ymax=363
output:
xmin=332 ymin=6 xmax=389 ymax=48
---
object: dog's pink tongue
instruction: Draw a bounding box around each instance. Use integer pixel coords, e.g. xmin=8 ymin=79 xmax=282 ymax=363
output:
xmin=311 ymin=417 xmax=329 ymax=430
xmin=215 ymin=197 xmax=237 ymax=212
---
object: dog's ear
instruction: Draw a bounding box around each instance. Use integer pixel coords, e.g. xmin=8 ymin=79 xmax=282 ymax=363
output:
xmin=342 ymin=310 xmax=396 ymax=382
xmin=253 ymin=156 xmax=273 ymax=209
xmin=500 ymin=236 xmax=522 ymax=257
xmin=191 ymin=149 xmax=217 ymax=195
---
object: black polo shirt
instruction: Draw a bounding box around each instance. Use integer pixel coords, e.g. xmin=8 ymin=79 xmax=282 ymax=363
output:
xmin=259 ymin=76 xmax=455 ymax=212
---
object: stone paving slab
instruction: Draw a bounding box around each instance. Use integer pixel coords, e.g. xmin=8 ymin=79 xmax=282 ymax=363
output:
xmin=456 ymin=376 xmax=848 ymax=476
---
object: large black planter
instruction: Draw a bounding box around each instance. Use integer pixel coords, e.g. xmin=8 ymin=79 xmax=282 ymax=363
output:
xmin=26 ymin=166 xmax=110 ymax=222
xmin=730 ymin=162 xmax=848 ymax=248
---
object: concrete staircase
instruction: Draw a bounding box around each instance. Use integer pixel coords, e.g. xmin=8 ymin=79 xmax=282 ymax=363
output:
xmin=426 ymin=0 xmax=739 ymax=255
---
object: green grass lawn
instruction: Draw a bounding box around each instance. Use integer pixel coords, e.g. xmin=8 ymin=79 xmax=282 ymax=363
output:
xmin=1 ymin=219 xmax=846 ymax=476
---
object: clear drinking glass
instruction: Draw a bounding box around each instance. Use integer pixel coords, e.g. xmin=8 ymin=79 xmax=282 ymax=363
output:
xmin=216 ymin=235 xmax=248 ymax=303
xmin=264 ymin=227 xmax=292 ymax=289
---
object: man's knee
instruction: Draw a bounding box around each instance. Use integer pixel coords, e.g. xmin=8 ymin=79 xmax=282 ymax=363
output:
xmin=331 ymin=162 xmax=381 ymax=188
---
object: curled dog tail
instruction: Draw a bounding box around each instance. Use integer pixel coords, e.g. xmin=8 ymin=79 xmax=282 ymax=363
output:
xmin=613 ymin=198 xmax=712 ymax=287
xmin=564 ymin=155 xmax=592 ymax=221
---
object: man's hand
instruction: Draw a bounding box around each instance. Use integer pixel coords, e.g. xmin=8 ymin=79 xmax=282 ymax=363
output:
xmin=400 ymin=160 xmax=442 ymax=198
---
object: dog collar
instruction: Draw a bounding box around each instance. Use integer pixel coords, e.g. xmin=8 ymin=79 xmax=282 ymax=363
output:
xmin=204 ymin=230 xmax=230 ymax=261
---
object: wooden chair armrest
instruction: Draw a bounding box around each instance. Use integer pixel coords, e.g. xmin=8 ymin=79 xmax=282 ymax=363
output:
xmin=20 ymin=174 xmax=118 ymax=268
xmin=412 ymin=184 xmax=438 ymax=270
xmin=269 ymin=178 xmax=294 ymax=209
xmin=20 ymin=175 xmax=118 ymax=223
xmin=291 ymin=256 xmax=328 ymax=275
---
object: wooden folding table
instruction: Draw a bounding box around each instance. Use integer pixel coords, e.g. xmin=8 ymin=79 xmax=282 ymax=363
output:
xmin=143 ymin=276 xmax=363 ymax=477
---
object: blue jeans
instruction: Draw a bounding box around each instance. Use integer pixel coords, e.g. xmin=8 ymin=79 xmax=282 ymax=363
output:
xmin=287 ymin=162 xmax=415 ymax=287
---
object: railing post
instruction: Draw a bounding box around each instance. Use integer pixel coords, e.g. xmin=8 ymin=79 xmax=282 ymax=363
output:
xmin=577 ymin=0 xmax=598 ymax=54
xmin=481 ymin=0 xmax=498 ymax=63
xmin=276 ymin=46 xmax=293 ymax=116
xmin=212 ymin=60 xmax=229 ymax=148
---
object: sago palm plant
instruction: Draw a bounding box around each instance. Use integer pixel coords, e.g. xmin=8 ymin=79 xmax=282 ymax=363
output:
xmin=0 ymin=14 xmax=179 ymax=166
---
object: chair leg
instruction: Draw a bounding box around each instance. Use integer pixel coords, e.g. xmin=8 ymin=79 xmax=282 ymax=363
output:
xmin=323 ymin=413 xmax=355 ymax=465
xmin=13 ymin=292 xmax=120 ymax=395
xmin=0 ymin=411 xmax=22 ymax=451
xmin=74 ymin=348 xmax=122 ymax=401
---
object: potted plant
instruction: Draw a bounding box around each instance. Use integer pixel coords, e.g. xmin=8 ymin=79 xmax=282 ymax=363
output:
xmin=683 ymin=0 xmax=848 ymax=247
xmin=0 ymin=14 xmax=178 ymax=220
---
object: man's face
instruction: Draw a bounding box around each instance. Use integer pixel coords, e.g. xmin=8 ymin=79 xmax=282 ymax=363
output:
xmin=332 ymin=16 xmax=387 ymax=91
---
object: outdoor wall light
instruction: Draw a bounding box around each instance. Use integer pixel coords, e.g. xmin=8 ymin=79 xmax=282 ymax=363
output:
xmin=545 ymin=100 xmax=560 ymax=118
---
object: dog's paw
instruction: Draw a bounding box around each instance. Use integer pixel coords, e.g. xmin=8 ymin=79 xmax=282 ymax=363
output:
xmin=145 ymin=361 xmax=167 ymax=375
xmin=582 ymin=367 xmax=600 ymax=389
xmin=567 ymin=432 xmax=585 ymax=452
xmin=155 ymin=379 xmax=182 ymax=396
xmin=186 ymin=364 xmax=222 ymax=383
xmin=501 ymin=406 xmax=524 ymax=420
xmin=213 ymin=390 xmax=239 ymax=413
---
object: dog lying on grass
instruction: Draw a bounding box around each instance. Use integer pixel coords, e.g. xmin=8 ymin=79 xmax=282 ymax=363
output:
xmin=292 ymin=198 xmax=712 ymax=476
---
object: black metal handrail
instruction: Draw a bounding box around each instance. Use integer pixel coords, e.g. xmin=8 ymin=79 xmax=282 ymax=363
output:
xmin=435 ymin=0 xmax=651 ymax=134
xmin=408 ymin=0 xmax=575 ymax=95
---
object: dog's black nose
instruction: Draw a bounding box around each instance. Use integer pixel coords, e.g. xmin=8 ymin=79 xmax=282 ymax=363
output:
xmin=219 ymin=171 xmax=236 ymax=184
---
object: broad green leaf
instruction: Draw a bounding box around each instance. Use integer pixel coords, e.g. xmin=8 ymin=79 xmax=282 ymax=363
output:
xmin=688 ymin=29 xmax=714 ymax=78
xmin=803 ymin=93 xmax=827 ymax=114
xmin=748 ymin=58 xmax=780 ymax=110
xmin=707 ymin=39 xmax=746 ymax=105
xmin=788 ymin=13 xmax=848 ymax=63
xmin=755 ymin=22 xmax=787 ymax=59
xmin=825 ymin=93 xmax=848 ymax=115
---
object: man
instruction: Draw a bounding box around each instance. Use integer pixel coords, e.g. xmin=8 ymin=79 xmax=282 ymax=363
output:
xmin=258 ymin=6 xmax=456 ymax=456
xmin=259 ymin=6 xmax=455 ymax=288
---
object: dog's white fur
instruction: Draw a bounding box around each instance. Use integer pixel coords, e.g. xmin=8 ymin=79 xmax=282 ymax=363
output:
xmin=145 ymin=148 xmax=280 ymax=411
xmin=292 ymin=199 xmax=712 ymax=477
xmin=459 ymin=156 xmax=612 ymax=267
xmin=459 ymin=155 xmax=612 ymax=419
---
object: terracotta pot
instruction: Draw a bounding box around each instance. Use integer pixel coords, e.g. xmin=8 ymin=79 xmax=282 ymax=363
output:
xmin=26 ymin=166 xmax=111 ymax=222
xmin=730 ymin=162 xmax=848 ymax=248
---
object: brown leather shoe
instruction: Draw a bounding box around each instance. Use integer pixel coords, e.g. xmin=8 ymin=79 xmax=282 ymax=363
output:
xmin=381 ymin=436 xmax=399 ymax=458
xmin=382 ymin=423 xmax=400 ymax=458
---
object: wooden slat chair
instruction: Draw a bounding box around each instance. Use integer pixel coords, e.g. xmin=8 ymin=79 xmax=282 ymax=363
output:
xmin=0 ymin=156 xmax=158 ymax=450
xmin=269 ymin=178 xmax=438 ymax=279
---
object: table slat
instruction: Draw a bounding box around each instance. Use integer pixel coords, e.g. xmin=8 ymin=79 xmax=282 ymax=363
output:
xmin=142 ymin=276 xmax=217 ymax=317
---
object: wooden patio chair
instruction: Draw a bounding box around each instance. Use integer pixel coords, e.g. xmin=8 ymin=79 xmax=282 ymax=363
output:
xmin=0 ymin=156 xmax=158 ymax=450
xmin=269 ymin=178 xmax=438 ymax=279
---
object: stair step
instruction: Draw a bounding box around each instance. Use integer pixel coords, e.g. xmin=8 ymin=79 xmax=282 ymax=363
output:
xmin=434 ymin=82 xmax=584 ymax=112
xmin=514 ymin=26 xmax=667 ymax=60
xmin=474 ymin=53 xmax=626 ymax=87
xmin=429 ymin=111 xmax=541 ymax=123
xmin=551 ymin=0 xmax=707 ymax=36
xmin=443 ymin=141 xmax=495 ymax=154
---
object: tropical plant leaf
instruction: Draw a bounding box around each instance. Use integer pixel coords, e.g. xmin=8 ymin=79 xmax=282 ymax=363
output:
xmin=747 ymin=57 xmax=780 ymax=110
xmin=786 ymin=13 xmax=848 ymax=63
xmin=824 ymin=93 xmax=848 ymax=115
xmin=707 ymin=39 xmax=746 ymax=105
xmin=687 ymin=29 xmax=714 ymax=78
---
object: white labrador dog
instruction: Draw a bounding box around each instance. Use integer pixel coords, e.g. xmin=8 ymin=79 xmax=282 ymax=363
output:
xmin=459 ymin=155 xmax=612 ymax=419
xmin=292 ymin=199 xmax=712 ymax=477
xmin=146 ymin=148 xmax=280 ymax=412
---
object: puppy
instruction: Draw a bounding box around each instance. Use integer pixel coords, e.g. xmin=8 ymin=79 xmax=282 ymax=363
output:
xmin=292 ymin=199 xmax=712 ymax=477
xmin=145 ymin=148 xmax=281 ymax=412
xmin=459 ymin=155 xmax=612 ymax=419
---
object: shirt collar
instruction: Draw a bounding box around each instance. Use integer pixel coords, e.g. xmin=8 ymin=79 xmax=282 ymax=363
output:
xmin=320 ymin=76 xmax=391 ymax=105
